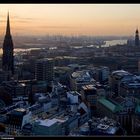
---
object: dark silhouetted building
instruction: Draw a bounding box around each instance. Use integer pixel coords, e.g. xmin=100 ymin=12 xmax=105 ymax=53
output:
xmin=0 ymin=86 xmax=12 ymax=108
xmin=135 ymin=28 xmax=139 ymax=47
xmin=6 ymin=108 xmax=32 ymax=135
xmin=35 ymin=58 xmax=54 ymax=83
xmin=2 ymin=12 xmax=14 ymax=75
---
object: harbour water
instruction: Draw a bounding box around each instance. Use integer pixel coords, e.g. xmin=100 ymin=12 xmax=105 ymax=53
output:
xmin=0 ymin=39 xmax=128 ymax=55
xmin=101 ymin=39 xmax=127 ymax=47
xmin=0 ymin=48 xmax=43 ymax=56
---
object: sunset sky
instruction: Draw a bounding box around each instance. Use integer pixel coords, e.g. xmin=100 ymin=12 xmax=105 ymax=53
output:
xmin=0 ymin=4 xmax=140 ymax=36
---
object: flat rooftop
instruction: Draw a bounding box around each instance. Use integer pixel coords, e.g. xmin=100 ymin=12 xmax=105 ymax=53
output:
xmin=111 ymin=70 xmax=130 ymax=78
xmin=82 ymin=85 xmax=96 ymax=90
xmin=36 ymin=119 xmax=57 ymax=127
xmin=14 ymin=108 xmax=26 ymax=112
xmin=37 ymin=58 xmax=53 ymax=62
xmin=67 ymin=91 xmax=81 ymax=96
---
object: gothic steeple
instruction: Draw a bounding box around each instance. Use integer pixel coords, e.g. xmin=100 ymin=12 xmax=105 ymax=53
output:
xmin=2 ymin=12 xmax=14 ymax=75
xmin=6 ymin=12 xmax=11 ymax=36
xmin=135 ymin=28 xmax=139 ymax=47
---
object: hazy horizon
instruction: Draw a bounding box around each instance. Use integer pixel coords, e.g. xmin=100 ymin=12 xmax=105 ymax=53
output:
xmin=0 ymin=4 xmax=140 ymax=37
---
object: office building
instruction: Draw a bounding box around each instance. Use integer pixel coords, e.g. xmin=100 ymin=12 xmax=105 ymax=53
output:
xmin=94 ymin=66 xmax=110 ymax=83
xmin=6 ymin=108 xmax=32 ymax=135
xmin=132 ymin=104 xmax=140 ymax=134
xmin=109 ymin=70 xmax=132 ymax=95
xmin=138 ymin=60 xmax=140 ymax=73
xmin=119 ymin=76 xmax=140 ymax=98
xmin=33 ymin=118 xmax=64 ymax=135
xmin=0 ymin=86 xmax=12 ymax=108
xmin=67 ymin=91 xmax=80 ymax=104
xmin=35 ymin=58 xmax=54 ymax=83
xmin=0 ymin=70 xmax=11 ymax=83
xmin=70 ymin=70 xmax=95 ymax=91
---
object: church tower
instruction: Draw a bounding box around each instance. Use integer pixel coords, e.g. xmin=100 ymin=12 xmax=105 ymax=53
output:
xmin=2 ymin=12 xmax=14 ymax=75
xmin=135 ymin=28 xmax=139 ymax=47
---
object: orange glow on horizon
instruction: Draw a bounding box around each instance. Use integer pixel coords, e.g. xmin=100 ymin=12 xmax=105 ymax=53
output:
xmin=0 ymin=4 xmax=140 ymax=36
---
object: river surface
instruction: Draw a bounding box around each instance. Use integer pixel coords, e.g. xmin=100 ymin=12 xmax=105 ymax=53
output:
xmin=0 ymin=48 xmax=43 ymax=55
xmin=0 ymin=39 xmax=128 ymax=55
xmin=101 ymin=39 xmax=127 ymax=47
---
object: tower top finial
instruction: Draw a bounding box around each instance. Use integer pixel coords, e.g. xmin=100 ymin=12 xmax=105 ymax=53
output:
xmin=136 ymin=27 xmax=139 ymax=34
xmin=6 ymin=11 xmax=11 ymax=36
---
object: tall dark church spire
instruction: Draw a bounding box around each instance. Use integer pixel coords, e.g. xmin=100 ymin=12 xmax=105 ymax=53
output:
xmin=135 ymin=28 xmax=139 ymax=47
xmin=6 ymin=12 xmax=11 ymax=36
xmin=2 ymin=12 xmax=14 ymax=75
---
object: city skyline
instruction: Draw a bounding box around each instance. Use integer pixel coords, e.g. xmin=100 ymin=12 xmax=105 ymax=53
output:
xmin=0 ymin=4 xmax=140 ymax=36
xmin=1 ymin=4 xmax=140 ymax=137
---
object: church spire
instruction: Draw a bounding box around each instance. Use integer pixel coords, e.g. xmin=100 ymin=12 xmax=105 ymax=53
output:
xmin=135 ymin=28 xmax=139 ymax=47
xmin=6 ymin=11 xmax=11 ymax=36
xmin=136 ymin=27 xmax=139 ymax=33
xmin=2 ymin=11 xmax=14 ymax=75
